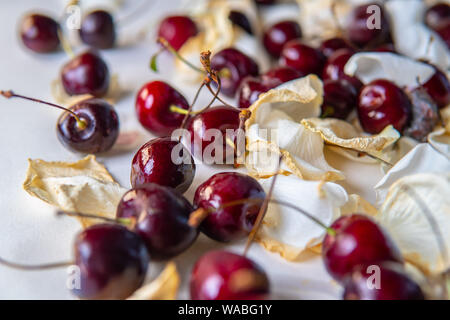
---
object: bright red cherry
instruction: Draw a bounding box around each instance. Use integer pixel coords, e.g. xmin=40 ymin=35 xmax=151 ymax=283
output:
xmin=263 ymin=20 xmax=302 ymax=58
xmin=190 ymin=250 xmax=270 ymax=300
xmin=422 ymin=66 xmax=450 ymax=109
xmin=130 ymin=137 xmax=195 ymax=194
xmin=322 ymin=48 xmax=362 ymax=92
xmin=57 ymin=98 xmax=119 ymax=154
xmin=280 ymin=40 xmax=326 ymax=76
xmin=72 ymin=224 xmax=149 ymax=300
xmin=238 ymin=67 xmax=304 ymax=109
xmin=158 ymin=16 xmax=198 ymax=51
xmin=321 ymin=79 xmax=358 ymax=120
xmin=346 ymin=3 xmax=391 ymax=48
xmin=343 ymin=263 xmax=425 ymax=300
xmin=61 ymin=51 xmax=110 ymax=97
xmin=319 ymin=37 xmax=355 ymax=58
xmin=135 ymin=81 xmax=189 ymax=136
xmin=194 ymin=172 xmax=266 ymax=242
xmin=117 ymin=184 xmax=198 ymax=260
xmin=425 ymin=3 xmax=450 ymax=31
xmin=79 ymin=10 xmax=116 ymax=49
xmin=211 ymin=48 xmax=259 ymax=97
xmin=323 ymin=214 xmax=403 ymax=282
xmin=187 ymin=106 xmax=241 ymax=163
xmin=358 ymin=79 xmax=412 ymax=134
xmin=20 ymin=14 xmax=60 ymax=53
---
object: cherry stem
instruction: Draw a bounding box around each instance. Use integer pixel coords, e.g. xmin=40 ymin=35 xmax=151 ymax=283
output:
xmin=0 ymin=257 xmax=73 ymax=271
xmin=187 ymin=197 xmax=334 ymax=235
xmin=57 ymin=29 xmax=75 ymax=59
xmin=235 ymin=110 xmax=252 ymax=166
xmin=327 ymin=143 xmax=394 ymax=167
xmin=0 ymin=90 xmax=87 ymax=130
xmin=57 ymin=211 xmax=134 ymax=227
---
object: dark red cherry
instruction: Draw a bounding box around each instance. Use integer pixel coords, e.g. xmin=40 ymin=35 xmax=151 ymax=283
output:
xmin=229 ymin=11 xmax=253 ymax=35
xmin=20 ymin=14 xmax=60 ymax=53
xmin=194 ymin=172 xmax=266 ymax=242
xmin=187 ymin=106 xmax=241 ymax=163
xmin=322 ymin=49 xmax=363 ymax=92
xmin=425 ymin=3 xmax=450 ymax=31
xmin=57 ymin=98 xmax=119 ymax=154
xmin=422 ymin=65 xmax=450 ymax=109
xmin=346 ymin=3 xmax=391 ymax=48
xmin=238 ymin=67 xmax=304 ymax=109
xmin=72 ymin=224 xmax=149 ymax=300
xmin=238 ymin=77 xmax=269 ymax=109
xmin=135 ymin=81 xmax=189 ymax=136
xmin=79 ymin=10 xmax=116 ymax=49
xmin=158 ymin=16 xmax=198 ymax=51
xmin=263 ymin=21 xmax=302 ymax=58
xmin=321 ymin=79 xmax=358 ymax=120
xmin=280 ymin=40 xmax=326 ymax=76
xmin=61 ymin=51 xmax=110 ymax=97
xmin=254 ymin=0 xmax=276 ymax=5
xmin=358 ymin=79 xmax=412 ymax=134
xmin=190 ymin=250 xmax=270 ymax=300
xmin=435 ymin=22 xmax=450 ymax=49
xmin=130 ymin=137 xmax=195 ymax=194
xmin=117 ymin=184 xmax=198 ymax=260
xmin=373 ymin=43 xmax=396 ymax=53
xmin=211 ymin=48 xmax=259 ymax=97
xmin=323 ymin=214 xmax=403 ymax=282
xmin=319 ymin=37 xmax=355 ymax=58
xmin=343 ymin=263 xmax=425 ymax=300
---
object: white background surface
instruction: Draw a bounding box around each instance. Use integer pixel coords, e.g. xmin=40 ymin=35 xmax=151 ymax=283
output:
xmin=0 ymin=0 xmax=384 ymax=299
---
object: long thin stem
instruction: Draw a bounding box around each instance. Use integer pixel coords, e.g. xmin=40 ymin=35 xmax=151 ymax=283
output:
xmin=157 ymin=37 xmax=205 ymax=74
xmin=0 ymin=257 xmax=72 ymax=271
xmin=0 ymin=90 xmax=87 ymax=129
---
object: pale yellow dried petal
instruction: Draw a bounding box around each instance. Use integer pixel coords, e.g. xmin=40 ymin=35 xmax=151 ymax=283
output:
xmin=377 ymin=173 xmax=450 ymax=275
xmin=127 ymin=262 xmax=180 ymax=300
xmin=23 ymin=155 xmax=127 ymax=227
xmin=340 ymin=194 xmax=378 ymax=217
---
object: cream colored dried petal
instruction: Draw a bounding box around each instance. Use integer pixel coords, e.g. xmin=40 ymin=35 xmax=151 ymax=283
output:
xmin=128 ymin=262 xmax=180 ymax=300
xmin=340 ymin=194 xmax=378 ymax=217
xmin=23 ymin=155 xmax=127 ymax=227
xmin=301 ymin=118 xmax=400 ymax=161
xmin=377 ymin=173 xmax=450 ymax=275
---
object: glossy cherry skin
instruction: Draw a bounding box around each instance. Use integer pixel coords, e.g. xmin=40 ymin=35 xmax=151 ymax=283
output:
xmin=346 ymin=3 xmax=391 ymax=48
xmin=238 ymin=67 xmax=304 ymax=109
xmin=323 ymin=214 xmax=403 ymax=282
xmin=280 ymin=40 xmax=326 ymax=76
xmin=20 ymin=14 xmax=60 ymax=53
xmin=61 ymin=51 xmax=110 ymax=97
xmin=79 ymin=10 xmax=116 ymax=49
xmin=158 ymin=16 xmax=198 ymax=51
xmin=321 ymin=79 xmax=358 ymax=120
xmin=131 ymin=137 xmax=195 ymax=194
xmin=263 ymin=21 xmax=302 ymax=58
xmin=322 ymin=49 xmax=362 ymax=92
xmin=229 ymin=11 xmax=253 ymax=35
xmin=57 ymin=98 xmax=119 ymax=154
xmin=358 ymin=79 xmax=412 ymax=134
xmin=117 ymin=184 xmax=198 ymax=260
xmin=194 ymin=172 xmax=266 ymax=242
xmin=343 ymin=263 xmax=425 ymax=300
xmin=422 ymin=66 xmax=450 ymax=109
xmin=135 ymin=81 xmax=189 ymax=136
xmin=319 ymin=37 xmax=354 ymax=58
xmin=72 ymin=224 xmax=149 ymax=300
xmin=190 ymin=250 xmax=270 ymax=300
xmin=211 ymin=48 xmax=259 ymax=97
xmin=425 ymin=3 xmax=450 ymax=31
xmin=187 ymin=106 xmax=241 ymax=163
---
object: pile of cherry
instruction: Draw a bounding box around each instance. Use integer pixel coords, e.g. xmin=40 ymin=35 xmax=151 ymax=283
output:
xmin=1 ymin=1 xmax=449 ymax=300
